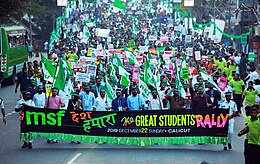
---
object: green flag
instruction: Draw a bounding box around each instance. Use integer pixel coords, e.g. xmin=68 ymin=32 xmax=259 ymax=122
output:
xmin=199 ymin=68 xmax=225 ymax=97
xmin=124 ymin=47 xmax=137 ymax=65
xmin=105 ymin=76 xmax=116 ymax=101
xmin=41 ymin=55 xmax=56 ymax=82
xmin=138 ymin=67 xmax=144 ymax=82
xmin=174 ymin=60 xmax=186 ymax=98
xmin=144 ymin=58 xmax=156 ymax=88
xmin=113 ymin=54 xmax=130 ymax=87
xmin=114 ymin=0 xmax=126 ymax=10
xmin=139 ymin=79 xmax=151 ymax=99
xmin=54 ymin=59 xmax=66 ymax=90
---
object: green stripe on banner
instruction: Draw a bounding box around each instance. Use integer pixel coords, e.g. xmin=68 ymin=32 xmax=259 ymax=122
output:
xmin=20 ymin=133 xmax=228 ymax=146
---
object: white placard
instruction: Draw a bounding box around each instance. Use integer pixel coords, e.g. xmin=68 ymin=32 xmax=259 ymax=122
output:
xmin=87 ymin=65 xmax=97 ymax=79
xmin=108 ymin=44 xmax=114 ymax=50
xmin=185 ymin=35 xmax=192 ymax=43
xmin=149 ymin=35 xmax=157 ymax=41
xmin=184 ymin=0 xmax=194 ymax=6
xmin=97 ymin=29 xmax=110 ymax=38
xmin=107 ymin=37 xmax=111 ymax=43
xmin=174 ymin=26 xmax=181 ymax=31
xmin=57 ymin=0 xmax=67 ymax=6
xmin=75 ymin=72 xmax=90 ymax=82
xmin=195 ymin=51 xmax=201 ymax=61
xmin=187 ymin=47 xmax=193 ymax=56
xmin=139 ymin=46 xmax=149 ymax=53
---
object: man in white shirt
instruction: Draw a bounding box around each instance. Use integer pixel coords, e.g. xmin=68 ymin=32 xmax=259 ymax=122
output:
xmin=219 ymin=92 xmax=238 ymax=150
xmin=15 ymin=91 xmax=35 ymax=149
xmin=245 ymin=67 xmax=259 ymax=86
xmin=93 ymin=89 xmax=111 ymax=111
xmin=148 ymin=90 xmax=163 ymax=110
xmin=33 ymin=85 xmax=46 ymax=108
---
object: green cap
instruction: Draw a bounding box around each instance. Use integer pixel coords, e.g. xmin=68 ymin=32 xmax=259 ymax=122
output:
xmin=161 ymin=80 xmax=167 ymax=84
xmin=198 ymin=86 xmax=204 ymax=90
xmin=51 ymin=87 xmax=59 ymax=92
xmin=71 ymin=92 xmax=78 ymax=96
xmin=151 ymin=89 xmax=157 ymax=93
xmin=100 ymin=89 xmax=106 ymax=92
xmin=83 ymin=85 xmax=90 ymax=89
xmin=170 ymin=81 xmax=175 ymax=85
xmin=30 ymin=79 xmax=37 ymax=83
xmin=37 ymin=85 xmax=44 ymax=89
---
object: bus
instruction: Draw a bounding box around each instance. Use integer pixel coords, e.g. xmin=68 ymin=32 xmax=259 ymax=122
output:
xmin=0 ymin=25 xmax=28 ymax=84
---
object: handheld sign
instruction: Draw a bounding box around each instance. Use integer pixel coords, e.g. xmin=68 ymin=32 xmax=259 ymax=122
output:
xmin=195 ymin=51 xmax=201 ymax=61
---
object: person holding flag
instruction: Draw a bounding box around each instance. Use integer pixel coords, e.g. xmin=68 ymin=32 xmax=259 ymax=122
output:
xmin=111 ymin=88 xmax=127 ymax=111
xmin=93 ymin=89 xmax=111 ymax=111
xmin=147 ymin=89 xmax=163 ymax=110
xmin=165 ymin=87 xmax=186 ymax=110
xmin=33 ymin=85 xmax=47 ymax=108
xmin=79 ymin=85 xmax=96 ymax=111
xmin=127 ymin=86 xmax=145 ymax=110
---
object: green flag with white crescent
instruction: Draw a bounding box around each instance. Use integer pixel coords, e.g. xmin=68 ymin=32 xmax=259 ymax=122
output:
xmin=124 ymin=47 xmax=137 ymax=65
xmin=113 ymin=54 xmax=130 ymax=87
xmin=199 ymin=68 xmax=225 ymax=97
xmin=139 ymin=79 xmax=151 ymax=99
xmin=105 ymin=76 xmax=115 ymax=101
xmin=144 ymin=58 xmax=156 ymax=88
xmin=41 ymin=55 xmax=56 ymax=82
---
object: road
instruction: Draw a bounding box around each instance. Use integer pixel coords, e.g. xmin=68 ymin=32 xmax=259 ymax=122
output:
xmin=0 ymin=57 xmax=247 ymax=164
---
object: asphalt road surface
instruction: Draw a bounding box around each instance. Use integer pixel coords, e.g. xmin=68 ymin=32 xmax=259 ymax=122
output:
xmin=0 ymin=56 xmax=247 ymax=164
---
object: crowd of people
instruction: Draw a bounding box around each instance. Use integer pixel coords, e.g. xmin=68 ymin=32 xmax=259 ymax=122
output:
xmin=0 ymin=0 xmax=259 ymax=163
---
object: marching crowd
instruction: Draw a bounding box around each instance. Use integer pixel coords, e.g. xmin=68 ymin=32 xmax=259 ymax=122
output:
xmin=0 ymin=0 xmax=259 ymax=163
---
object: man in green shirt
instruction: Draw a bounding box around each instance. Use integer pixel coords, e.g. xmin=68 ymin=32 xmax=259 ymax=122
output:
xmin=230 ymin=73 xmax=245 ymax=114
xmin=242 ymin=81 xmax=260 ymax=107
xmin=238 ymin=107 xmax=260 ymax=164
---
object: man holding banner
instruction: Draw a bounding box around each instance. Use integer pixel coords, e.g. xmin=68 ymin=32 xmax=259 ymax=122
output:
xmin=15 ymin=91 xmax=35 ymax=149
xmin=79 ymin=85 xmax=96 ymax=111
xmin=127 ymin=86 xmax=145 ymax=110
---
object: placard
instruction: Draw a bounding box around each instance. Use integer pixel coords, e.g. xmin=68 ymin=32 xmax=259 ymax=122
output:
xmin=57 ymin=0 xmax=67 ymax=6
xmin=128 ymin=40 xmax=135 ymax=48
xmin=97 ymin=29 xmax=110 ymax=38
xmin=75 ymin=72 xmax=90 ymax=82
xmin=195 ymin=51 xmax=201 ymax=61
xmin=87 ymin=65 xmax=97 ymax=79
xmin=160 ymin=36 xmax=169 ymax=42
xmin=139 ymin=46 xmax=149 ymax=53
xmin=248 ymin=52 xmax=255 ymax=62
xmin=184 ymin=0 xmax=194 ymax=6
xmin=185 ymin=35 xmax=192 ymax=43
xmin=187 ymin=47 xmax=193 ymax=56
xmin=149 ymin=35 xmax=157 ymax=41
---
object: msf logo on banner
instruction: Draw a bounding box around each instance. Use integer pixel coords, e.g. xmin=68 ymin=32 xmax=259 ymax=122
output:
xmin=25 ymin=111 xmax=65 ymax=126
